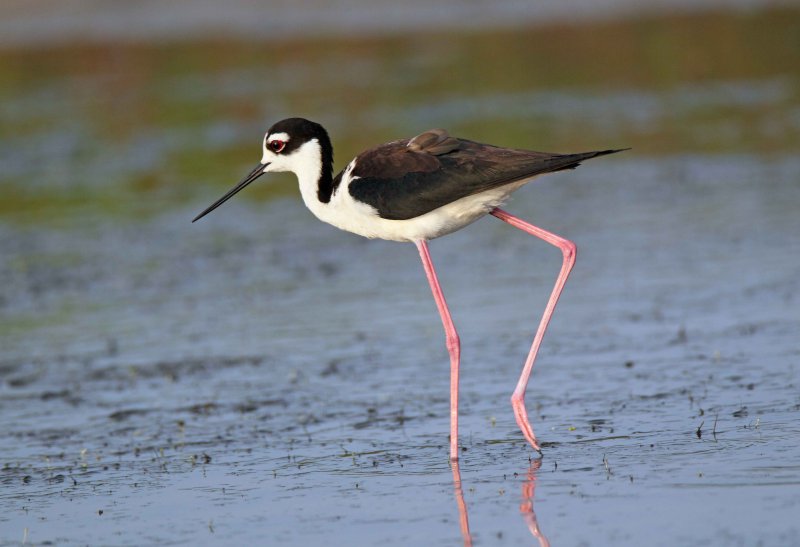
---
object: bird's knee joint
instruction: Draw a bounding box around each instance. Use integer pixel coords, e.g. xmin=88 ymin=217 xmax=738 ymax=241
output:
xmin=446 ymin=333 xmax=460 ymax=353
xmin=562 ymin=240 xmax=577 ymax=263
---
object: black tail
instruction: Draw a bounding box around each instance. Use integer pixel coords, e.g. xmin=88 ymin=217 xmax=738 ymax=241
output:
xmin=549 ymin=148 xmax=630 ymax=173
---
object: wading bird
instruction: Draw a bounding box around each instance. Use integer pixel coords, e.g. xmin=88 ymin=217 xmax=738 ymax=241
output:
xmin=193 ymin=118 xmax=624 ymax=461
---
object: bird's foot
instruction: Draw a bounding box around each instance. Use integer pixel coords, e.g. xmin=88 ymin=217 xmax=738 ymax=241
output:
xmin=512 ymin=396 xmax=543 ymax=456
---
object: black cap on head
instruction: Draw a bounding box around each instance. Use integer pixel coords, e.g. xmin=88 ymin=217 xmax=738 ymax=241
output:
xmin=267 ymin=118 xmax=330 ymax=155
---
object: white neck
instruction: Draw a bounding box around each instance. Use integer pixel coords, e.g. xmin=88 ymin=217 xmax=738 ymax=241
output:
xmin=265 ymin=139 xmax=326 ymax=218
xmin=284 ymin=139 xmax=329 ymax=219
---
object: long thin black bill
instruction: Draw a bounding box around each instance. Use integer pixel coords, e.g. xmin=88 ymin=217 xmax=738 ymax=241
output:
xmin=192 ymin=163 xmax=268 ymax=222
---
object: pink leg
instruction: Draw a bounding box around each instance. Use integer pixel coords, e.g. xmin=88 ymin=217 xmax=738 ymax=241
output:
xmin=490 ymin=207 xmax=577 ymax=454
xmin=415 ymin=240 xmax=461 ymax=461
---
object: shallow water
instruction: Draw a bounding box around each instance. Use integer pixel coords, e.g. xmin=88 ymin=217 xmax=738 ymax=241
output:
xmin=1 ymin=4 xmax=799 ymax=546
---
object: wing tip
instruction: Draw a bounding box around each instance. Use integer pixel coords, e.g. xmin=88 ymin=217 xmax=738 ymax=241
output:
xmin=549 ymin=147 xmax=629 ymax=173
xmin=593 ymin=147 xmax=631 ymax=157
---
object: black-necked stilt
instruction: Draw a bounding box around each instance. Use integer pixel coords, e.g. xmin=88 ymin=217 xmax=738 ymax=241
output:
xmin=193 ymin=117 xmax=625 ymax=461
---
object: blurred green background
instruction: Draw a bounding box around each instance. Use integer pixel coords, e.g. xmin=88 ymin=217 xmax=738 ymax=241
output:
xmin=2 ymin=3 xmax=800 ymax=545
xmin=2 ymin=4 xmax=798 ymax=225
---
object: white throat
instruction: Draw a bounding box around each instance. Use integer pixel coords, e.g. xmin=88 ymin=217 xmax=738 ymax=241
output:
xmin=267 ymin=139 xmax=328 ymax=218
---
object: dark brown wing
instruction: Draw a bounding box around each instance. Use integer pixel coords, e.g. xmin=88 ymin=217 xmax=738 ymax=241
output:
xmin=346 ymin=129 xmax=625 ymax=220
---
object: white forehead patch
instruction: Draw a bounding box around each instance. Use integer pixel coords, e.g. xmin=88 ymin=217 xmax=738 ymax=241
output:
xmin=266 ymin=132 xmax=290 ymax=144
xmin=262 ymin=131 xmax=292 ymax=163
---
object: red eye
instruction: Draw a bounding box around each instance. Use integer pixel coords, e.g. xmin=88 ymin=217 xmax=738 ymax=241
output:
xmin=269 ymin=140 xmax=285 ymax=153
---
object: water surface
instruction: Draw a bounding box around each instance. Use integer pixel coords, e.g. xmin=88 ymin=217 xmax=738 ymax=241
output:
xmin=1 ymin=5 xmax=799 ymax=546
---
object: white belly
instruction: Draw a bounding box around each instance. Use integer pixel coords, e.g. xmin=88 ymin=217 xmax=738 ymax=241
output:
xmin=291 ymin=153 xmax=535 ymax=242
xmin=311 ymin=180 xmax=530 ymax=242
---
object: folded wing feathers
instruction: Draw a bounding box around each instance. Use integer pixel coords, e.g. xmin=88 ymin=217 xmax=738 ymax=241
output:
xmin=347 ymin=131 xmax=627 ymax=220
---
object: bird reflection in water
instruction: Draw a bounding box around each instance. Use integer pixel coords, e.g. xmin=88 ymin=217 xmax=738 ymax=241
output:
xmin=450 ymin=460 xmax=472 ymax=546
xmin=451 ymin=459 xmax=550 ymax=546
xmin=520 ymin=460 xmax=550 ymax=547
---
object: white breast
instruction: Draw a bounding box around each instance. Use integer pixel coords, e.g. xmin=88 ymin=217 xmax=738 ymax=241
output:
xmin=301 ymin=159 xmax=531 ymax=243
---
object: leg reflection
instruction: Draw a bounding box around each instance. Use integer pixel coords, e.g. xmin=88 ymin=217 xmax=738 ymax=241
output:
xmin=451 ymin=459 xmax=472 ymax=546
xmin=450 ymin=459 xmax=549 ymax=546
xmin=521 ymin=460 xmax=550 ymax=547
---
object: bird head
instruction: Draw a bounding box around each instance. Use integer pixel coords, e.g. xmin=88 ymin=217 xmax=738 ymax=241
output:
xmin=193 ymin=117 xmax=331 ymax=222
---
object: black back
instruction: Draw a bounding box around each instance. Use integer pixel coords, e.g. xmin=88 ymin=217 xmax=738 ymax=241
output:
xmin=346 ymin=132 xmax=625 ymax=220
